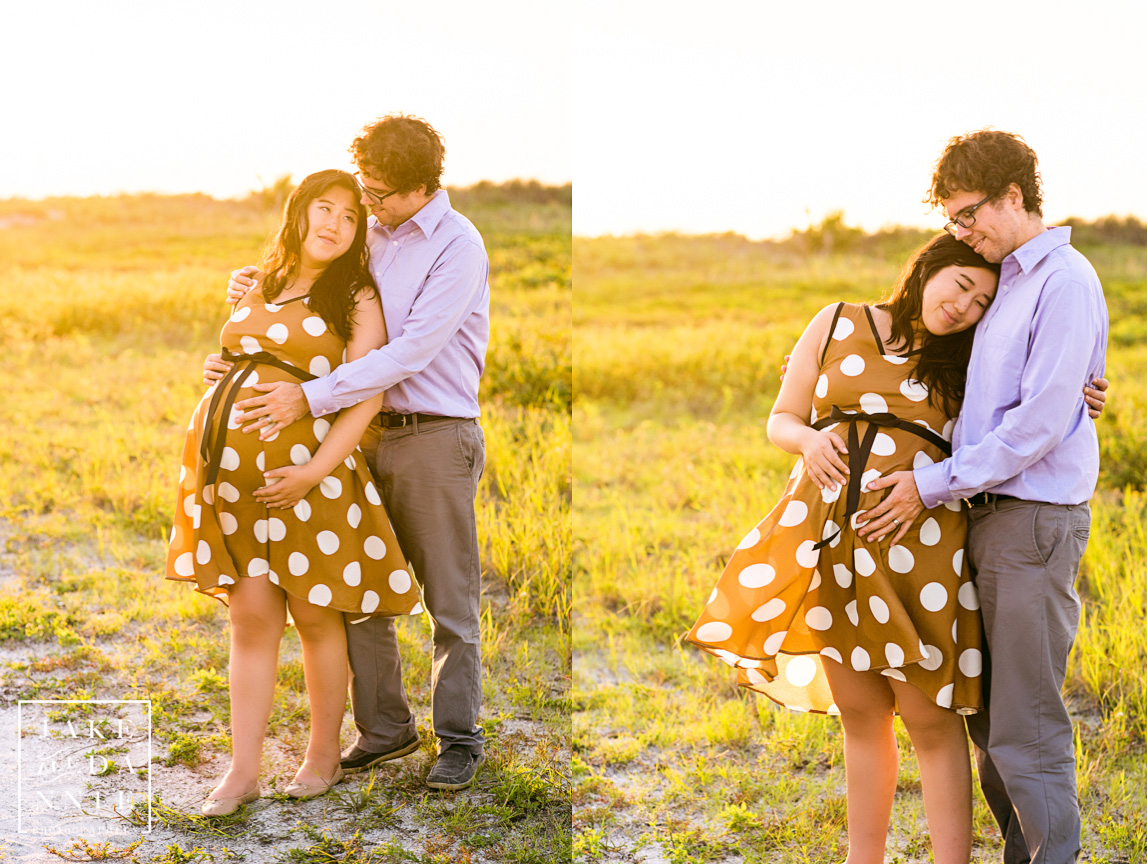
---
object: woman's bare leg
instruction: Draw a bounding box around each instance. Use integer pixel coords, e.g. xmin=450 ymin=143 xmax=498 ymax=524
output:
xmin=889 ymin=679 xmax=972 ymax=864
xmin=212 ymin=574 xmax=286 ymax=798
xmin=286 ymin=592 xmax=349 ymax=781
xmin=823 ymin=658 xmax=899 ymax=864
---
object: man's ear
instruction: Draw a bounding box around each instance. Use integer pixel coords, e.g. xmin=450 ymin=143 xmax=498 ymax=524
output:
xmin=1004 ymin=182 xmax=1025 ymax=212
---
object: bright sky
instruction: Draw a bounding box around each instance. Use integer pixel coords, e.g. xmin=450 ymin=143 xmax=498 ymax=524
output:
xmin=0 ymin=1 xmax=570 ymax=200
xmin=574 ymin=1 xmax=1147 ymax=239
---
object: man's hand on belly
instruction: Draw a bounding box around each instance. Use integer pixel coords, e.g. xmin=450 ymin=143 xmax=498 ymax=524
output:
xmin=857 ymin=470 xmax=924 ymax=546
xmin=234 ymin=382 xmax=309 ymax=440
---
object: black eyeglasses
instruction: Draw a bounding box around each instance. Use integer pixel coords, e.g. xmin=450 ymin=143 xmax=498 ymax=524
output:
xmin=944 ymin=194 xmax=994 ymax=237
xmin=355 ymin=174 xmax=400 ymax=207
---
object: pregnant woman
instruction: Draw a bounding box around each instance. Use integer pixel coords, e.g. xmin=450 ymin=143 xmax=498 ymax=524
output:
xmin=166 ymin=170 xmax=420 ymax=815
xmin=688 ymin=234 xmax=998 ymax=864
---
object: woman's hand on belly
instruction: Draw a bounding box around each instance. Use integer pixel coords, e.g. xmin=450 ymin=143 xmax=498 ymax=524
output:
xmin=254 ymin=464 xmax=320 ymax=509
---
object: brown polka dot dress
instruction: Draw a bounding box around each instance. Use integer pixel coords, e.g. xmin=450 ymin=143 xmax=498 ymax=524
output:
xmin=165 ymin=288 xmax=420 ymax=619
xmin=687 ymin=303 xmax=983 ymax=715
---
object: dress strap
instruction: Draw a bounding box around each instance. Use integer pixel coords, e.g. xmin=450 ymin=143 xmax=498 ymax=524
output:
xmin=862 ymin=305 xmax=884 ymax=354
xmin=821 ymin=302 xmax=847 ymax=366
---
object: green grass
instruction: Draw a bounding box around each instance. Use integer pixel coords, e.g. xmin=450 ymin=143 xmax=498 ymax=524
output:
xmin=0 ymin=184 xmax=570 ymax=861
xmin=573 ymin=231 xmax=1147 ymax=862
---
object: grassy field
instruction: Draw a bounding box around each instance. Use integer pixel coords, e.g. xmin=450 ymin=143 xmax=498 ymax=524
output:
xmin=0 ymin=183 xmax=571 ymax=862
xmin=573 ymin=232 xmax=1147 ymax=863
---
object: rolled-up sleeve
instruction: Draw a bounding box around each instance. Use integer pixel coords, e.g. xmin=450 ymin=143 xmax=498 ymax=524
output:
xmin=916 ymin=277 xmax=1100 ymax=507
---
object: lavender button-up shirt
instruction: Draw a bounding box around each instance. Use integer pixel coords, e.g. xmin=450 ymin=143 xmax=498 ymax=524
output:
xmin=301 ymin=189 xmax=490 ymax=418
xmin=915 ymin=227 xmax=1108 ymax=507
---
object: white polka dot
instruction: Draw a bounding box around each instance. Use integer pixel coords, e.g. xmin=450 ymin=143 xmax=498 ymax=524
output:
xmin=780 ymin=500 xmax=809 ymax=527
xmin=219 ymin=512 xmax=238 ymax=535
xmin=248 ymin=557 xmax=270 ymax=578
xmin=871 ymin=432 xmax=896 ymax=456
xmin=851 ymin=647 xmax=871 ymax=671
xmin=343 ymin=562 xmax=361 ymax=586
xmin=888 ymin=545 xmax=915 ymax=573
xmin=854 ymin=548 xmax=876 ymax=577
xmin=268 ymin=518 xmax=286 ymax=541
xmin=919 ymin=517 xmax=941 ymax=546
xmin=311 ymin=419 xmax=331 ymax=443
xmin=174 ymin=552 xmax=194 ymax=577
xmin=920 ymin=582 xmax=948 ymax=612
xmin=953 ymin=620 xmax=958 ymax=643
xmin=763 ymin=631 xmax=787 ymax=655
xmin=347 ymin=503 xmax=362 ymax=529
xmin=959 ymin=648 xmax=983 ymax=677
xmin=218 ymin=575 xmax=235 ymax=586
xmin=832 ymin=317 xmax=854 ymax=340
xmin=738 ymin=563 xmax=775 ymax=589
xmin=344 ymin=455 xmax=357 ymax=470
xmin=364 ymin=483 xmax=381 ymax=506
xmin=958 ymin=582 xmax=980 ymax=611
xmin=714 ymin=649 xmax=738 ymax=666
xmin=183 ymin=494 xmax=196 ymax=517
xmin=256 ymin=451 xmax=265 ymax=471
xmin=944 ymin=499 xmax=963 ymax=512
xmin=389 ymin=569 xmax=412 ymax=594
xmin=820 ymin=646 xmax=843 ymax=664
xmin=822 ymin=519 xmax=840 ymax=548
xmin=201 ymin=485 xmax=214 ymax=505
xmin=227 ymin=406 xmax=242 ymax=430
xmin=882 ymin=668 xmax=907 ymax=681
xmin=920 ymin=644 xmax=943 ymax=671
xmin=745 ymin=668 xmax=767 ymax=686
xmin=815 ymin=375 xmax=829 ymax=398
xmin=860 ymin=393 xmax=888 ymax=415
xmin=845 ymin=600 xmax=859 ymax=626
xmin=241 ymin=369 xmax=260 ymax=389
xmin=317 ymin=531 xmax=340 ymax=554
xmin=266 ymin=323 xmax=289 ymax=344
xmin=785 ymin=656 xmax=818 ymax=687
xmin=308 ymin=583 xmax=332 ymax=606
xmin=805 ymin=607 xmax=833 ymax=630
xmin=309 ymin=355 xmax=332 ymax=377
xmin=883 ymin=354 xmax=909 ymax=365
xmin=860 ymin=468 xmax=882 ymax=490
xmin=820 ymin=482 xmax=841 ymax=504
xmin=900 ymin=378 xmax=929 ymax=402
xmin=231 ymin=306 xmax=251 ymax=322
xmin=708 ymin=588 xmax=718 ymax=604
xmin=220 ymin=447 xmax=240 ymax=471
xmin=885 ymin=643 xmax=905 ymax=667
xmin=290 ymin=444 xmax=311 ymax=466
xmin=320 ymin=476 xmax=342 ymax=499
xmin=218 ymin=482 xmax=240 ymax=503
xmin=795 ymin=540 xmax=821 ymax=568
xmin=303 ymin=316 xmax=327 ymax=337
xmin=870 ymin=596 xmax=890 ymax=624
xmin=810 ymin=405 xmax=817 ymax=424
xmin=807 ymin=570 xmax=822 ymax=591
xmin=840 ymin=354 xmax=865 ymax=376
xmin=936 ymin=684 xmax=954 ymax=708
xmin=267 ymin=570 xmax=279 ymax=585
xmin=253 ymin=519 xmax=269 ymax=543
xmin=751 ymin=598 xmax=787 ymax=622
xmin=696 ymin=621 xmax=733 ymax=642
xmin=240 ymin=335 xmax=261 ymax=354
xmin=289 ymin=552 xmax=309 ymax=576
xmin=294 ymin=499 xmax=311 ymax=521
xmin=364 ymin=535 xmax=386 ymax=559
xmin=913 ymin=451 xmax=935 ymax=470
xmin=264 ymin=302 xmax=282 ymax=313
xmin=192 ymin=504 xmax=202 ymax=529
xmin=833 ymin=564 xmax=853 ymax=588
xmin=953 ymin=548 xmax=965 ymax=575
xmin=737 ymin=528 xmax=761 ymax=549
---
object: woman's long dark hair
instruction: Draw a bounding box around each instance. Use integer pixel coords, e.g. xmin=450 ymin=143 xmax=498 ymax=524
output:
xmin=876 ymin=234 xmax=1000 ymax=417
xmin=258 ymin=170 xmax=376 ymax=342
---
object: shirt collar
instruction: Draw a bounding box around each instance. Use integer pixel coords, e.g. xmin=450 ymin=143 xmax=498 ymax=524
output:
xmin=1006 ymin=226 xmax=1072 ymax=275
xmin=366 ymin=189 xmax=453 ymax=238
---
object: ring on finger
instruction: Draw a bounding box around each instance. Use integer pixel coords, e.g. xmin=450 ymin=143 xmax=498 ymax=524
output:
xmin=893 ymin=519 xmax=900 ymax=529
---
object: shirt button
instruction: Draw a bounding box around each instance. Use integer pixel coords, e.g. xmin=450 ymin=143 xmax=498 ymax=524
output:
xmin=393 ymin=241 xmax=398 ymax=246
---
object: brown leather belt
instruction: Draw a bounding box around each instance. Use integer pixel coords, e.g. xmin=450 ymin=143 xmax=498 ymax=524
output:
xmin=378 ymin=412 xmax=469 ymax=428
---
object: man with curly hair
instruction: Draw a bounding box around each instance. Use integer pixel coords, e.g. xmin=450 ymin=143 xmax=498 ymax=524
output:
xmin=862 ymin=130 xmax=1109 ymax=863
xmin=218 ymin=114 xmax=491 ymax=791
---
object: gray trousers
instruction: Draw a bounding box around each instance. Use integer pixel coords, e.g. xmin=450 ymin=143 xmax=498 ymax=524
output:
xmin=344 ymin=417 xmax=485 ymax=757
xmin=965 ymin=499 xmax=1090 ymax=864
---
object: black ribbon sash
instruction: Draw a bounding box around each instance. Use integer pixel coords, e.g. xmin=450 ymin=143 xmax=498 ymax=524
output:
xmin=199 ymin=349 xmax=318 ymax=488
xmin=809 ymin=406 xmax=952 ymax=550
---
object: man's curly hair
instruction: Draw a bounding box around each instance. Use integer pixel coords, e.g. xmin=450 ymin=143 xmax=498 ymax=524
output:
xmin=351 ymin=114 xmax=445 ymax=194
xmin=926 ymin=130 xmax=1043 ymax=216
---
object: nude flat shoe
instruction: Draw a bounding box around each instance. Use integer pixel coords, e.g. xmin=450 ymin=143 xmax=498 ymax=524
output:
xmin=285 ymin=764 xmax=344 ymax=799
xmin=201 ymin=784 xmax=260 ymax=817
